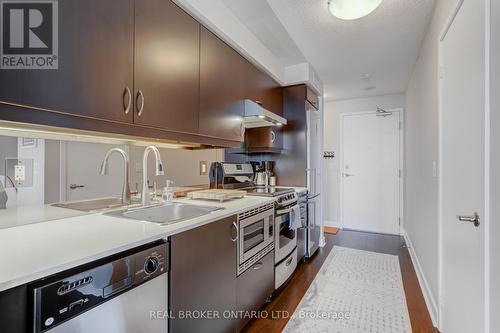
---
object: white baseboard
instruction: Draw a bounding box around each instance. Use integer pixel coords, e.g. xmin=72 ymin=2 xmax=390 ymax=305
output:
xmin=402 ymin=229 xmax=438 ymax=327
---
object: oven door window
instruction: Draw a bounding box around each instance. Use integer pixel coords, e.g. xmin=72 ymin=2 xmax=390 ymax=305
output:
xmin=278 ymin=213 xmax=296 ymax=248
xmin=243 ymin=220 xmax=265 ymax=253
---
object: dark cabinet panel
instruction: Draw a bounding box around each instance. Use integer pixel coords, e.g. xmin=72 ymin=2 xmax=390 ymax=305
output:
xmin=245 ymin=126 xmax=283 ymax=152
xmin=199 ymin=27 xmax=246 ymax=141
xmin=0 ymin=0 xmax=134 ymax=123
xmin=171 ymin=215 xmax=238 ymax=333
xmin=306 ymin=86 xmax=319 ymax=110
xmin=134 ymin=0 xmax=199 ymax=133
xmin=245 ymin=64 xmax=283 ymax=116
xmin=236 ymin=251 xmax=274 ymax=332
xmin=0 ymin=285 xmax=28 ymax=333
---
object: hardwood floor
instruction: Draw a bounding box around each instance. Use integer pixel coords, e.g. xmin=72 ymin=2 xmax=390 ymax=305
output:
xmin=241 ymin=230 xmax=437 ymax=333
xmin=323 ymin=226 xmax=339 ymax=234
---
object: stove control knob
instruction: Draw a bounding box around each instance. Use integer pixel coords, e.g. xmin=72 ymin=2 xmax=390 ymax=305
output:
xmin=144 ymin=257 xmax=159 ymax=275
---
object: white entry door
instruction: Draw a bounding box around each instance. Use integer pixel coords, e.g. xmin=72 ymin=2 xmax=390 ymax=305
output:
xmin=64 ymin=142 xmax=126 ymax=202
xmin=341 ymin=111 xmax=401 ymax=235
xmin=439 ymin=0 xmax=485 ymax=332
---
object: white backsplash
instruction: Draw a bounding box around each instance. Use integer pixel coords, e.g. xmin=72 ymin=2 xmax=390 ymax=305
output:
xmin=0 ymin=134 xmax=224 ymax=207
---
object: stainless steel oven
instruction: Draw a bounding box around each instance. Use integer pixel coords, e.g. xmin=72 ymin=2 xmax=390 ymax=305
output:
xmin=273 ymin=192 xmax=299 ymax=289
xmin=237 ymin=204 xmax=274 ymax=275
xmin=274 ymin=194 xmax=299 ymax=264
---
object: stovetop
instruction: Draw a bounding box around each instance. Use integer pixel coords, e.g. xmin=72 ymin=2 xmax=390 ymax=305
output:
xmin=243 ymin=186 xmax=295 ymax=197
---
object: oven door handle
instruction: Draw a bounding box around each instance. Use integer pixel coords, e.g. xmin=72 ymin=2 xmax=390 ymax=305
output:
xmin=276 ymin=204 xmax=300 ymax=215
xmin=230 ymin=221 xmax=239 ymax=242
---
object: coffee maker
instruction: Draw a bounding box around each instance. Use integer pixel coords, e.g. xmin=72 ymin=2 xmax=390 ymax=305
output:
xmin=263 ymin=161 xmax=276 ymax=186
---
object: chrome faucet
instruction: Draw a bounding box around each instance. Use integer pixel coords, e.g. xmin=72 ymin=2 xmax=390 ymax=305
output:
xmin=100 ymin=148 xmax=131 ymax=205
xmin=142 ymin=146 xmax=164 ymax=206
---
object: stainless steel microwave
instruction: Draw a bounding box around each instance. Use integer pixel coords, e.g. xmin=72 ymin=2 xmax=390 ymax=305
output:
xmin=237 ymin=206 xmax=274 ymax=274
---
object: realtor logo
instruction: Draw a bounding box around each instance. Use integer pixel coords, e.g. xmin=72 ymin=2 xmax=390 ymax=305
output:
xmin=1 ymin=0 xmax=58 ymax=69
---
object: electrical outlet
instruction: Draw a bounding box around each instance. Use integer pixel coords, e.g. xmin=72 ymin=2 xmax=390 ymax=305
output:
xmin=200 ymin=161 xmax=208 ymax=175
xmin=14 ymin=165 xmax=25 ymax=182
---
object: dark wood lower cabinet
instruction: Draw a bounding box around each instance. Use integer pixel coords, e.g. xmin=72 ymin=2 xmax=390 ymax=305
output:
xmin=236 ymin=251 xmax=274 ymax=332
xmin=0 ymin=285 xmax=28 ymax=333
xmin=170 ymin=216 xmax=238 ymax=333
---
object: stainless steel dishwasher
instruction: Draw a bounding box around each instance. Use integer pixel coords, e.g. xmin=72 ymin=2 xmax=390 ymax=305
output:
xmin=31 ymin=241 xmax=169 ymax=333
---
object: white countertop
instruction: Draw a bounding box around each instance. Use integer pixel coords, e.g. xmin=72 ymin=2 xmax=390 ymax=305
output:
xmin=276 ymin=186 xmax=308 ymax=195
xmin=0 ymin=196 xmax=275 ymax=292
xmin=0 ymin=204 xmax=89 ymax=229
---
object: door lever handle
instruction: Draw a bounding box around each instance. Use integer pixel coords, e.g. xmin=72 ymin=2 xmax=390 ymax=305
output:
xmin=457 ymin=212 xmax=480 ymax=227
xmin=343 ymin=173 xmax=354 ymax=178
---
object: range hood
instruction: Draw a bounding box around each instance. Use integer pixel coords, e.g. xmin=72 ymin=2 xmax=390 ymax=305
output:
xmin=242 ymin=99 xmax=287 ymax=128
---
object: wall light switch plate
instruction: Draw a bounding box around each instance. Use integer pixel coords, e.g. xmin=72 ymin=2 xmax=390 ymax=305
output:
xmin=200 ymin=161 xmax=208 ymax=176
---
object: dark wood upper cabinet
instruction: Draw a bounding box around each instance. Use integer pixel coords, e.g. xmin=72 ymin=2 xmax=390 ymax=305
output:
xmin=0 ymin=0 xmax=284 ymax=147
xmin=0 ymin=0 xmax=135 ymax=123
xmin=306 ymin=86 xmax=319 ymax=110
xmin=134 ymin=0 xmax=200 ymax=133
xmin=245 ymin=126 xmax=283 ymax=153
xmin=245 ymin=63 xmax=283 ymax=116
xmin=199 ymin=27 xmax=246 ymax=142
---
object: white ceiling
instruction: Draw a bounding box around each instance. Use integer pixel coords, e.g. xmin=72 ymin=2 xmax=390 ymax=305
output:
xmin=221 ymin=0 xmax=306 ymax=67
xmin=223 ymin=0 xmax=436 ymax=101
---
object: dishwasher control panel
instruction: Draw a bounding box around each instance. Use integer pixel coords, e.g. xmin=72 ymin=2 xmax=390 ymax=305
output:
xmin=31 ymin=241 xmax=169 ymax=333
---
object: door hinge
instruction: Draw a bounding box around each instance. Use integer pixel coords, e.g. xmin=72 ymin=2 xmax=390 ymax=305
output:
xmin=399 ymin=169 xmax=402 ymax=178
xmin=399 ymin=121 xmax=402 ymax=130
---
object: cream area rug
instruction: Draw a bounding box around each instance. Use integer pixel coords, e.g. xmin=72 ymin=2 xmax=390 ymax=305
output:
xmin=283 ymin=246 xmax=412 ymax=333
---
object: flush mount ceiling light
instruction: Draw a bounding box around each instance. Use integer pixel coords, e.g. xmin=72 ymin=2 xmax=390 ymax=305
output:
xmin=328 ymin=0 xmax=383 ymax=20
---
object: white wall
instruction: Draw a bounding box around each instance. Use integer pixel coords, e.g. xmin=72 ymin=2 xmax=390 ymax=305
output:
xmin=129 ymin=146 xmax=224 ymax=191
xmin=490 ymin=0 xmax=500 ymax=331
xmin=323 ymin=94 xmax=406 ymax=226
xmin=404 ymin=0 xmax=455 ymax=325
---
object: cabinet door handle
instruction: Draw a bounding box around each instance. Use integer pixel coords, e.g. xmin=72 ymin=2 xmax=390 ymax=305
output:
xmin=255 ymin=100 xmax=263 ymax=106
xmin=253 ymin=262 xmax=263 ymax=270
xmin=230 ymin=221 xmax=239 ymax=242
xmin=136 ymin=90 xmax=145 ymax=117
xmin=240 ymin=122 xmax=245 ymax=138
xmin=123 ymin=87 xmax=132 ymax=115
xmin=271 ymin=130 xmax=276 ymax=143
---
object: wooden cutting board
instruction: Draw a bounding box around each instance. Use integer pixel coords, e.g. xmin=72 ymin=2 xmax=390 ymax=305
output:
xmin=172 ymin=187 xmax=204 ymax=198
xmin=187 ymin=189 xmax=246 ymax=202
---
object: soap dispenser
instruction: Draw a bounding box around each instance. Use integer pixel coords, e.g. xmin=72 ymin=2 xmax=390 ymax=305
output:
xmin=163 ymin=180 xmax=174 ymax=203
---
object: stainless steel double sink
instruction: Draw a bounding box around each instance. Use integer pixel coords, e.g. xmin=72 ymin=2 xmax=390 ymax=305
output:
xmin=53 ymin=198 xmax=224 ymax=225
xmin=106 ymin=202 xmax=223 ymax=225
